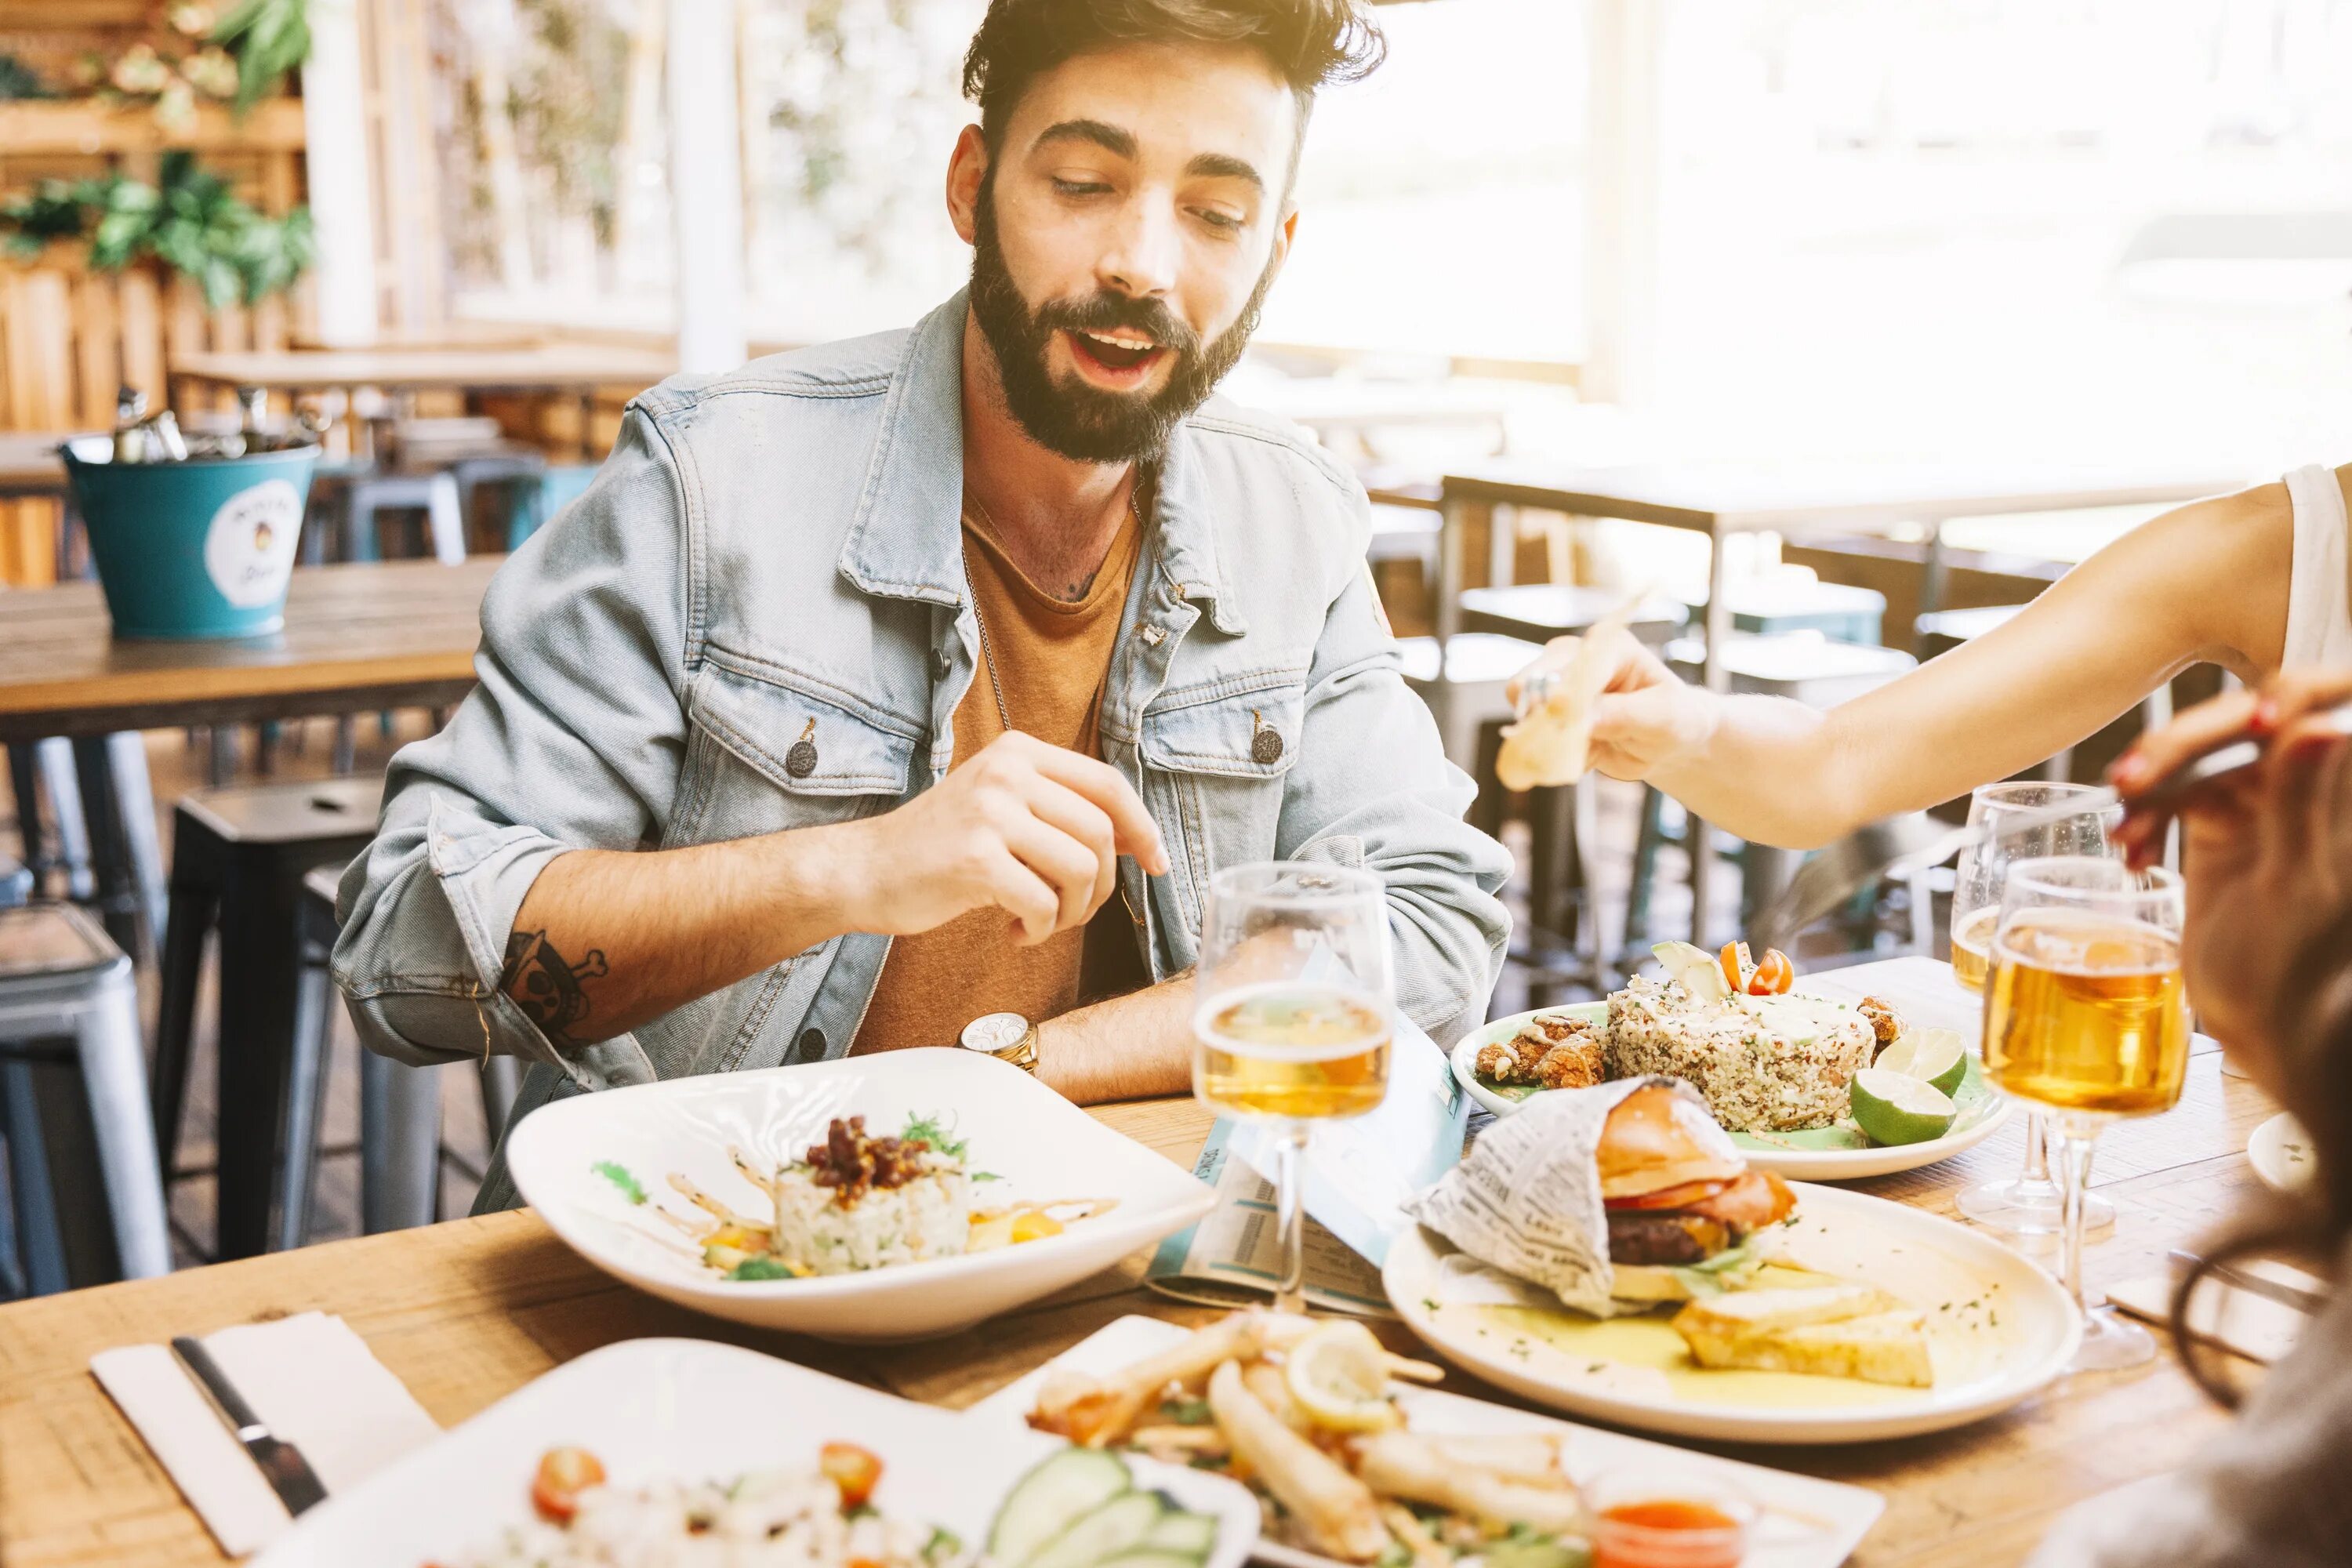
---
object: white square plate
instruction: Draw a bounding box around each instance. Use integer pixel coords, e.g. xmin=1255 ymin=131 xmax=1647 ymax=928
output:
xmin=254 ymin=1338 xmax=1259 ymax=1568
xmin=968 ymin=1316 xmax=1886 ymax=1568
xmin=503 ymin=1048 xmax=1216 ymax=1341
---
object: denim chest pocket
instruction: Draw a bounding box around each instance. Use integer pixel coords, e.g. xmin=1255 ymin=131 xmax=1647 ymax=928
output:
xmin=677 ymin=662 xmax=921 ymax=841
xmin=1138 ymin=679 xmax=1305 ymax=931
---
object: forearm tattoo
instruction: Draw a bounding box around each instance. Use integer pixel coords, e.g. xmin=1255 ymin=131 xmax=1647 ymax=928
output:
xmin=500 ymin=928 xmax=608 ymax=1049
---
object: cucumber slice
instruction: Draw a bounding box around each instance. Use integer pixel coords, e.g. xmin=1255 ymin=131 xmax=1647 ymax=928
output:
xmin=1025 ymin=1491 xmax=1167 ymax=1568
xmin=1142 ymin=1511 xmax=1218 ymax=1560
xmin=1099 ymin=1551 xmax=1217 ymax=1568
xmin=988 ymin=1449 xmax=1134 ymax=1566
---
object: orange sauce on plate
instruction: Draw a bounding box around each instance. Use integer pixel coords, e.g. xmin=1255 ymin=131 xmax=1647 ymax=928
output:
xmin=1593 ymin=1498 xmax=1747 ymax=1568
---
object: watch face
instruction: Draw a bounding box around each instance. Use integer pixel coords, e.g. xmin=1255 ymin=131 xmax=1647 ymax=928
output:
xmin=962 ymin=1012 xmax=1029 ymax=1053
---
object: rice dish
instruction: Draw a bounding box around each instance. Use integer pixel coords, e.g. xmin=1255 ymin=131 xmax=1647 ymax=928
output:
xmin=1605 ymin=975 xmax=1875 ymax=1131
xmin=771 ymin=1156 xmax=971 ymax=1275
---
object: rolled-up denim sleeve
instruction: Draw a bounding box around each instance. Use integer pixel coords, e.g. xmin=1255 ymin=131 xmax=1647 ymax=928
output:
xmin=332 ymin=406 xmax=691 ymax=1089
xmin=1277 ymin=536 xmax=1512 ymax=1051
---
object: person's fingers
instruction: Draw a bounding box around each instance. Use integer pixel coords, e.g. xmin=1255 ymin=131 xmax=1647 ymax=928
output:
xmin=1018 ymin=774 xmax=1119 ymax=916
xmin=997 ymin=813 xmax=1104 ymax=933
xmin=1586 ymin=684 xmax=1691 ymax=766
xmin=1025 ymin=745 xmax=1169 ymax=875
xmin=1506 ymin=635 xmax=1581 ymax=710
xmin=982 ymin=846 xmax=1062 ymax=945
xmin=2110 ymin=688 xmax=2260 ymax=795
xmin=2258 ymin=669 xmax=2352 ymax=730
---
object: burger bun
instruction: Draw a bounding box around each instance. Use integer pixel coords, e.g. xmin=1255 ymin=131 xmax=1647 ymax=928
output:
xmin=1599 ymin=1083 xmax=1747 ymax=1200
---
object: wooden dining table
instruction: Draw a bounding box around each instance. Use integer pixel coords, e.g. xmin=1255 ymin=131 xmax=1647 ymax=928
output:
xmin=0 ymin=1033 xmax=2283 ymax=1568
xmin=0 ymin=558 xmax=494 ymax=746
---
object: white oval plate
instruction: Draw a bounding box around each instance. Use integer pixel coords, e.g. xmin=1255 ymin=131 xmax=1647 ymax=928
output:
xmin=255 ymin=1338 xmax=1258 ymax=1568
xmin=504 ymin=1047 xmax=1214 ymax=1342
xmin=965 ymin=1316 xmax=1886 ymax=1568
xmin=1451 ymin=1004 xmax=2012 ymax=1181
xmin=2248 ymin=1111 xmax=2317 ymax=1194
xmin=1384 ymin=1182 xmax=2081 ymax=1445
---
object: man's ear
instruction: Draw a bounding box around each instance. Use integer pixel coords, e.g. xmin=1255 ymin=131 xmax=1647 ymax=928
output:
xmin=1263 ymin=206 xmax=1300 ymax=287
xmin=947 ymin=124 xmax=989 ymax=245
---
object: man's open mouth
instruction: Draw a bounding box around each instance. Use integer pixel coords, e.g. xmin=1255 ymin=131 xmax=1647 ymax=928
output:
xmin=1064 ymin=327 xmax=1167 ymax=377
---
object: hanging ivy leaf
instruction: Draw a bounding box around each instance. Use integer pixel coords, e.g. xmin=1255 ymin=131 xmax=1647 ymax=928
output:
xmin=0 ymin=154 xmax=313 ymax=307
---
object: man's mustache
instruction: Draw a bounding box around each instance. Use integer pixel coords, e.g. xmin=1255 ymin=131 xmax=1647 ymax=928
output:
xmin=1033 ymin=292 xmax=1203 ymax=358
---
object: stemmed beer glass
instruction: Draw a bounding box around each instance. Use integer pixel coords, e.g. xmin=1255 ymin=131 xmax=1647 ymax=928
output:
xmin=1951 ymin=782 xmax=2121 ymax=1235
xmin=1982 ymin=858 xmax=2189 ymax=1370
xmin=1192 ymin=862 xmax=1396 ymax=1315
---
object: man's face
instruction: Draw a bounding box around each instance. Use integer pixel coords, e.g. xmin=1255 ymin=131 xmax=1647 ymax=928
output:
xmin=951 ymin=42 xmax=1301 ymax=463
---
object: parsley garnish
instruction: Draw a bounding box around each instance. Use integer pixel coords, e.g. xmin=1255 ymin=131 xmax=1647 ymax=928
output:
xmin=591 ymin=1160 xmax=647 ymax=1205
xmin=727 ymin=1256 xmax=797 ymax=1281
xmin=899 ymin=1112 xmax=969 ymax=1160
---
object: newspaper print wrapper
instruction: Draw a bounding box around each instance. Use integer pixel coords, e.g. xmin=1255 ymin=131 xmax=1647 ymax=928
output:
xmin=1402 ymin=1076 xmax=1692 ymax=1318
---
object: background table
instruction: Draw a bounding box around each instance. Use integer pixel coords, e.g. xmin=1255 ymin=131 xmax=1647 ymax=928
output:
xmin=0 ymin=1044 xmax=2281 ymax=1568
xmin=0 ymin=558 xmax=494 ymax=746
xmin=1435 ymin=459 xmax=2252 ymax=941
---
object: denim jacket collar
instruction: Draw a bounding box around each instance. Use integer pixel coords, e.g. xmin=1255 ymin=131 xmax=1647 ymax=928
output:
xmin=834 ymin=288 xmax=1244 ymax=636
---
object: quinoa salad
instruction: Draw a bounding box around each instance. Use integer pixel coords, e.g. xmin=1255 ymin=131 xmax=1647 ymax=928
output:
xmin=1605 ymin=977 xmax=1875 ymax=1132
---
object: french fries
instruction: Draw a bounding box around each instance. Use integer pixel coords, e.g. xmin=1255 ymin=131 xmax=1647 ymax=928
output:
xmin=1027 ymin=1312 xmax=1584 ymax=1565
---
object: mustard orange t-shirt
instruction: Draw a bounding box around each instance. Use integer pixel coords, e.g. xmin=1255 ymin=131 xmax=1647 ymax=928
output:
xmin=851 ymin=503 xmax=1147 ymax=1052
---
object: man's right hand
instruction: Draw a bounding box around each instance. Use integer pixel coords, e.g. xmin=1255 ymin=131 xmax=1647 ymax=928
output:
xmin=831 ymin=731 xmax=1169 ymax=945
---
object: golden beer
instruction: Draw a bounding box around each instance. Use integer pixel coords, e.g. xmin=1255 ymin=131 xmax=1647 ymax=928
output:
xmin=1950 ymin=905 xmax=2000 ymax=993
xmin=1983 ymin=911 xmax=2189 ymax=1116
xmin=1194 ymin=982 xmax=1392 ymax=1121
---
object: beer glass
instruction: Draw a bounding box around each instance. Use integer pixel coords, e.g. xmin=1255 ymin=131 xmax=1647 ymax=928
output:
xmin=1983 ymin=858 xmax=2188 ymax=1371
xmin=1192 ymin=862 xmax=1395 ymax=1315
xmin=1952 ymin=782 xmax=2122 ymax=1235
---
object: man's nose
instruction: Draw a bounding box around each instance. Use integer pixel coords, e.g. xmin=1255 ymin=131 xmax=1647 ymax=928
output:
xmin=1096 ymin=197 xmax=1180 ymax=299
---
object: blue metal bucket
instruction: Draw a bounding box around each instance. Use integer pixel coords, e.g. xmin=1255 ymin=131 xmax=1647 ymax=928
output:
xmin=60 ymin=441 xmax=319 ymax=639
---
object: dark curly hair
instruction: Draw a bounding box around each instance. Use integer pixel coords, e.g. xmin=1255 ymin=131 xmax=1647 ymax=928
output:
xmin=962 ymin=0 xmax=1385 ymax=172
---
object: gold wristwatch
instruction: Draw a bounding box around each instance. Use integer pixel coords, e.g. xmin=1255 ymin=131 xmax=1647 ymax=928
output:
xmin=960 ymin=1011 xmax=1040 ymax=1073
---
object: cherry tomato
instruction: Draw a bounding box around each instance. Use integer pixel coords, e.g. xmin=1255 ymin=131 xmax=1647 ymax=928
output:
xmin=1748 ymin=949 xmax=1795 ymax=995
xmin=821 ymin=1441 xmax=884 ymax=1508
xmin=1716 ymin=941 xmax=1752 ymax=992
xmin=531 ymin=1446 xmax=605 ymax=1523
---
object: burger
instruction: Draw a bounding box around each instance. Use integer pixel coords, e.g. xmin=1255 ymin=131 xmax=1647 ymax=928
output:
xmin=1600 ymin=1083 xmax=1797 ymax=1302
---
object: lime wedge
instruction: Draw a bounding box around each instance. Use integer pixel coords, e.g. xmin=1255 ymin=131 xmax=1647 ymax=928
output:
xmin=1850 ymin=1068 xmax=1958 ymax=1146
xmin=1875 ymin=1027 xmax=1968 ymax=1095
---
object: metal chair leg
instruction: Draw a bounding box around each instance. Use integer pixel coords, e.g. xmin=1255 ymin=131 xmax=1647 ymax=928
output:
xmin=151 ymin=872 xmax=217 ymax=1172
xmin=73 ymin=967 xmax=171 ymax=1278
xmin=0 ymin=1060 xmax=70 ymax=1295
xmin=278 ymin=946 xmax=334 ymax=1251
xmin=34 ymin=739 xmax=94 ymax=900
xmin=361 ymin=1050 xmax=442 ymax=1234
xmin=426 ymin=474 xmax=466 ymax=564
xmin=101 ymin=732 xmax=167 ymax=957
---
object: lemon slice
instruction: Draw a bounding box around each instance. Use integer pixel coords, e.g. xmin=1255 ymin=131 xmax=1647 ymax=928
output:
xmin=1850 ymin=1068 xmax=1958 ymax=1146
xmin=1875 ymin=1027 xmax=1968 ymax=1095
xmin=1283 ymin=1320 xmax=1397 ymax=1432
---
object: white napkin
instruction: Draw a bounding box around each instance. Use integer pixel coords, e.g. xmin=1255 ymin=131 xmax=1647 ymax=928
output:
xmin=2108 ymin=1258 xmax=2327 ymax=1365
xmin=90 ymin=1311 xmax=441 ymax=1557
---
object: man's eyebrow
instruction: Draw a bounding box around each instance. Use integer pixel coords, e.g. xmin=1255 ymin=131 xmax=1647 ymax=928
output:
xmin=1184 ymin=151 xmax=1265 ymax=193
xmin=1034 ymin=118 xmax=1136 ymax=159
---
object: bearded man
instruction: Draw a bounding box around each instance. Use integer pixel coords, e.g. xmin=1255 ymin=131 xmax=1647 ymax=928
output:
xmin=336 ymin=0 xmax=1509 ymax=1207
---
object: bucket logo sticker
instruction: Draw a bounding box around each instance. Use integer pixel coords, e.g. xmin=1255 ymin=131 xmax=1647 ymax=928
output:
xmin=202 ymin=478 xmax=303 ymax=608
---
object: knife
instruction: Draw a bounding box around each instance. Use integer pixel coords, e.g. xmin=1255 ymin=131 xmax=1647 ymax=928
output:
xmin=2166 ymin=1249 xmax=2331 ymax=1317
xmin=170 ymin=1335 xmax=328 ymax=1517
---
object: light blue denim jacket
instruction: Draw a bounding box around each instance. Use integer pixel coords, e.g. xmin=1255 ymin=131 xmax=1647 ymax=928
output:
xmin=332 ymin=292 xmax=1510 ymax=1207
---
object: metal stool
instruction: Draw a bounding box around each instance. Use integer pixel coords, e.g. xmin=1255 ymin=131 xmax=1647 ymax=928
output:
xmin=1456 ymin=583 xmax=1688 ymax=649
xmin=1704 ymin=575 xmax=1887 ymax=644
xmin=1367 ymin=502 xmax=1440 ymax=575
xmin=288 ymin=863 xmax=520 ymax=1240
xmin=336 ymin=471 xmax=467 ymax=564
xmin=151 ymin=776 xmax=383 ymax=1260
xmin=0 ymin=901 xmax=169 ymax=1295
xmin=4 ymin=734 xmax=167 ymax=960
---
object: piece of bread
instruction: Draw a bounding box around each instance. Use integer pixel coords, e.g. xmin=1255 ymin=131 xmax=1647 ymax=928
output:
xmin=1671 ymin=1283 xmax=1898 ymax=1335
xmin=1684 ymin=1298 xmax=1938 ymax=1392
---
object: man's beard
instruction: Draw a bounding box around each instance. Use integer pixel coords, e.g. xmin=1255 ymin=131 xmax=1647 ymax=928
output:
xmin=969 ymin=181 xmax=1278 ymax=464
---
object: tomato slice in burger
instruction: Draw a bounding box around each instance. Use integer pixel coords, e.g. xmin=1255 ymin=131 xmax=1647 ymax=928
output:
xmin=1603 ymin=1176 xmax=1737 ymax=1211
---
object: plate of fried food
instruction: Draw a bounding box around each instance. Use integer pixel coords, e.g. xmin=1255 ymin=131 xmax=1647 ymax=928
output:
xmin=504 ymin=1047 xmax=1215 ymax=1341
xmin=1388 ymin=1081 xmax=2078 ymax=1445
xmin=1450 ymin=947 xmax=2009 ymax=1179
xmin=967 ymin=1312 xmax=1883 ymax=1568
